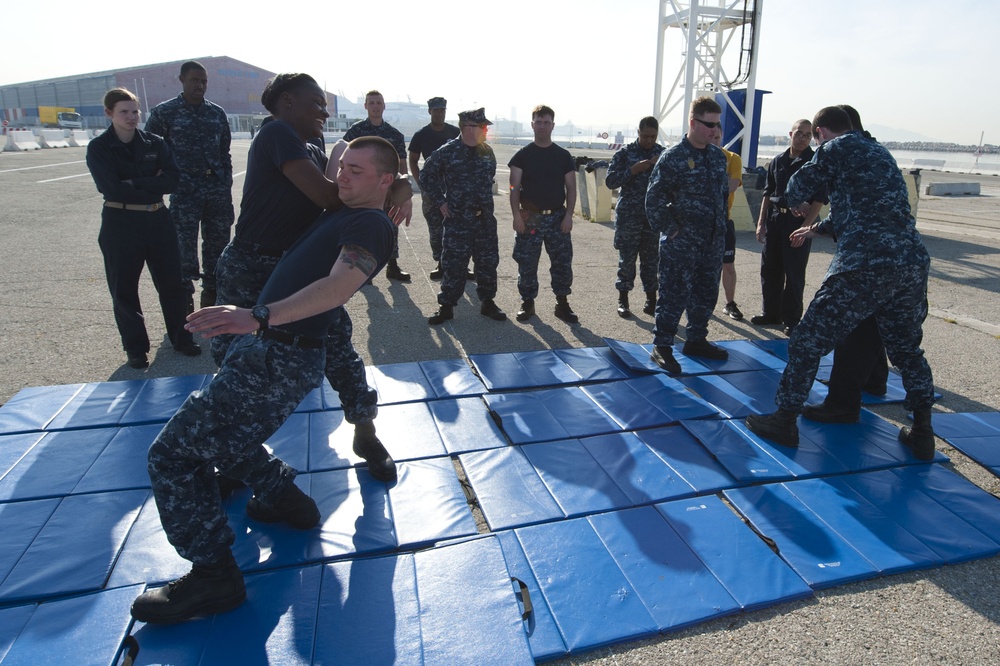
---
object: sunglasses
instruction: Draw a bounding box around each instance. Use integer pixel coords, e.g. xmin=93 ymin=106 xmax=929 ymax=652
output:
xmin=693 ymin=117 xmax=722 ymax=129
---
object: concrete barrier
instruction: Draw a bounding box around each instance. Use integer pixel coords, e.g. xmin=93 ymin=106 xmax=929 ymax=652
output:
xmin=575 ymin=168 xmax=590 ymax=219
xmin=3 ymin=129 xmax=41 ymax=151
xmin=68 ymin=130 xmax=91 ymax=147
xmin=582 ymin=166 xmax=613 ymax=222
xmin=39 ymin=129 xmax=70 ymax=148
xmin=925 ymin=182 xmax=980 ymax=196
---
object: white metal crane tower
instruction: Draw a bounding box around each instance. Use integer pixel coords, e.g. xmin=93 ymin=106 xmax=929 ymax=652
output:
xmin=653 ymin=0 xmax=763 ymax=165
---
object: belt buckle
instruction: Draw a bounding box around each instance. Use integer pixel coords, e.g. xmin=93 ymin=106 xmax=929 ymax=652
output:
xmin=149 ymin=202 xmax=162 ymax=212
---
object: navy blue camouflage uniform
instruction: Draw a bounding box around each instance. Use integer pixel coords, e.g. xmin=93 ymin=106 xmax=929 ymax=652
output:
xmin=145 ymin=94 xmax=234 ymax=295
xmin=605 ymin=140 xmax=665 ymax=293
xmin=509 ymin=143 xmax=576 ymax=299
xmin=344 ymin=118 xmax=407 ymax=260
xmin=213 ymin=120 xmax=378 ymax=425
xmin=147 ymin=206 xmax=393 ymax=566
xmin=776 ymin=130 xmax=934 ymax=413
xmin=420 ymin=138 xmax=499 ymax=306
xmin=409 ymin=123 xmax=460 ymax=262
xmin=645 ymin=137 xmax=729 ymax=347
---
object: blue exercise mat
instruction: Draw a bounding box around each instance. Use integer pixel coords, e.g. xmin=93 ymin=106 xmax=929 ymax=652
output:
xmin=510 ymin=499 xmax=811 ymax=653
xmin=307 ymin=402 xmax=448 ymax=474
xmin=0 ymin=432 xmax=45 ymax=499
xmin=578 ymin=432 xmax=701 ymax=506
xmin=131 ymin=565 xmax=322 ymax=666
xmin=724 ymin=483 xmax=882 ymax=588
xmin=494 ymin=530 xmax=569 ymax=661
xmin=484 ymin=376 xmax=718 ymax=446
xmin=714 ymin=368 xmax=829 ymax=410
xmin=932 ymin=413 xmax=1000 ymax=476
xmin=1 ymin=584 xmax=140 ymax=666
xmin=654 ymin=496 xmax=814 ymax=610
xmin=45 ymin=378 xmax=146 ymax=431
xmin=521 ymin=439 xmax=633 ymax=518
xmin=632 ymin=426 xmax=739 ymax=495
xmin=459 ymin=447 xmax=565 ymax=530
xmin=427 ymin=396 xmax=508 ymax=454
xmin=0 ymin=383 xmax=85 ymax=435
xmin=386 ymin=457 xmax=478 ymax=548
xmin=73 ymin=423 xmax=163 ymax=495
xmin=684 ymin=414 xmax=948 ymax=485
xmin=0 ymin=490 xmax=146 ymax=604
xmin=369 ymin=359 xmax=484 ymax=404
xmin=469 ymin=347 xmax=638 ymax=391
xmin=0 ymin=428 xmax=117 ymax=502
xmin=724 ymin=466 xmax=1000 ymax=589
xmin=118 ymin=374 xmax=212 ymax=426
xmin=932 ymin=411 xmax=1000 ymax=438
xmin=677 ymin=373 xmax=775 ymax=418
xmin=602 ymin=338 xmax=711 ymax=375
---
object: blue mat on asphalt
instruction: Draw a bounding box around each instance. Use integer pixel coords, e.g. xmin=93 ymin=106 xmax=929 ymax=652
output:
xmin=469 ymin=347 xmax=640 ymax=390
xmin=3 ymin=344 xmax=1000 ymax=664
xmin=724 ymin=465 xmax=1000 ymax=589
xmin=483 ymin=375 xmax=719 ymax=445
xmin=128 ymin=537 xmax=533 ymax=666
xmin=933 ymin=411 xmax=1000 ymax=478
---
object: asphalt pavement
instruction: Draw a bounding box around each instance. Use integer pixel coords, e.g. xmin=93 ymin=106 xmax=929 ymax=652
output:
xmin=1 ymin=141 xmax=998 ymax=664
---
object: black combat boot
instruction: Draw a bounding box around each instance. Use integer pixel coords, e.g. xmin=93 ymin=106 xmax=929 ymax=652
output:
xmin=554 ymin=295 xmax=579 ymax=323
xmin=516 ymin=299 xmax=535 ymax=322
xmin=617 ymin=291 xmax=631 ymax=318
xmin=643 ymin=291 xmax=656 ymax=316
xmin=130 ymin=552 xmax=246 ymax=624
xmin=745 ymin=409 xmax=800 ymax=448
xmin=353 ymin=421 xmax=397 ymax=481
xmin=429 ymin=261 xmax=443 ymax=280
xmin=428 ymin=304 xmax=454 ymax=325
xmin=650 ymin=345 xmax=681 ymax=374
xmin=480 ymin=299 xmax=507 ymax=321
xmin=246 ymin=481 xmax=321 ymax=530
xmin=385 ymin=259 xmax=411 ymax=282
xmin=899 ymin=409 xmax=935 ymax=461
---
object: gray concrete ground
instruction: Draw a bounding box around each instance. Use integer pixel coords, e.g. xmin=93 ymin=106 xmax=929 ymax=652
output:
xmin=1 ymin=143 xmax=998 ymax=664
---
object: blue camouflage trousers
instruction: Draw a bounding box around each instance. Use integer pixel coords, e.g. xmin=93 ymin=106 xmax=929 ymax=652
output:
xmin=148 ymin=334 xmax=323 ymax=565
xmin=653 ymin=229 xmax=725 ymax=347
xmin=614 ymin=203 xmax=659 ymax=293
xmin=777 ymin=264 xmax=934 ymax=413
xmin=513 ymin=210 xmax=573 ymax=299
xmin=170 ymin=182 xmax=234 ymax=294
xmin=423 ymin=197 xmax=445 ymax=262
xmin=212 ymin=243 xmax=378 ymax=423
xmin=438 ymin=210 xmax=499 ymax=306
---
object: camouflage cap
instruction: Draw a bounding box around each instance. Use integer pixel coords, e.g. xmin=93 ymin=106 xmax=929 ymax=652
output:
xmin=458 ymin=107 xmax=492 ymax=126
xmin=427 ymin=97 xmax=447 ymax=109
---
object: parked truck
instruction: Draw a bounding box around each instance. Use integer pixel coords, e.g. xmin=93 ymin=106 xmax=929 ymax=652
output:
xmin=39 ymin=106 xmax=83 ymax=129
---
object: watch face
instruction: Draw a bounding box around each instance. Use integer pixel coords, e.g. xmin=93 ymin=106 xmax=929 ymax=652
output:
xmin=252 ymin=305 xmax=269 ymax=326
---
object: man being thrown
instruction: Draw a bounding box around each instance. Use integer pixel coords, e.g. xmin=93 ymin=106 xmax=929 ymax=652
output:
xmin=645 ymin=96 xmax=731 ymax=374
xmin=130 ymin=137 xmax=403 ymax=624
xmin=745 ymin=106 xmax=936 ymax=460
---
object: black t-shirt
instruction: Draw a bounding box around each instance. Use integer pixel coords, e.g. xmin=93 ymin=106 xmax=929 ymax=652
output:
xmin=408 ymin=123 xmax=460 ymax=159
xmin=508 ymin=142 xmax=576 ymax=210
xmin=258 ymin=206 xmax=394 ymax=337
xmin=234 ymin=119 xmax=325 ymax=251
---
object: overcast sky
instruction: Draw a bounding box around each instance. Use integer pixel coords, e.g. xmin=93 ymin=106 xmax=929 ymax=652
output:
xmin=2 ymin=0 xmax=992 ymax=145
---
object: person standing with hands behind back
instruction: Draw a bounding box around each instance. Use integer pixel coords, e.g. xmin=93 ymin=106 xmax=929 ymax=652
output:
xmin=86 ymin=87 xmax=201 ymax=369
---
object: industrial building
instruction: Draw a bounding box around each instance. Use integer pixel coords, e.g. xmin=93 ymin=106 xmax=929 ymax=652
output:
xmin=0 ymin=56 xmax=340 ymax=133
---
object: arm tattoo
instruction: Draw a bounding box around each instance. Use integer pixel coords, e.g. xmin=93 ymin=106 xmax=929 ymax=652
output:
xmin=339 ymin=244 xmax=378 ymax=277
